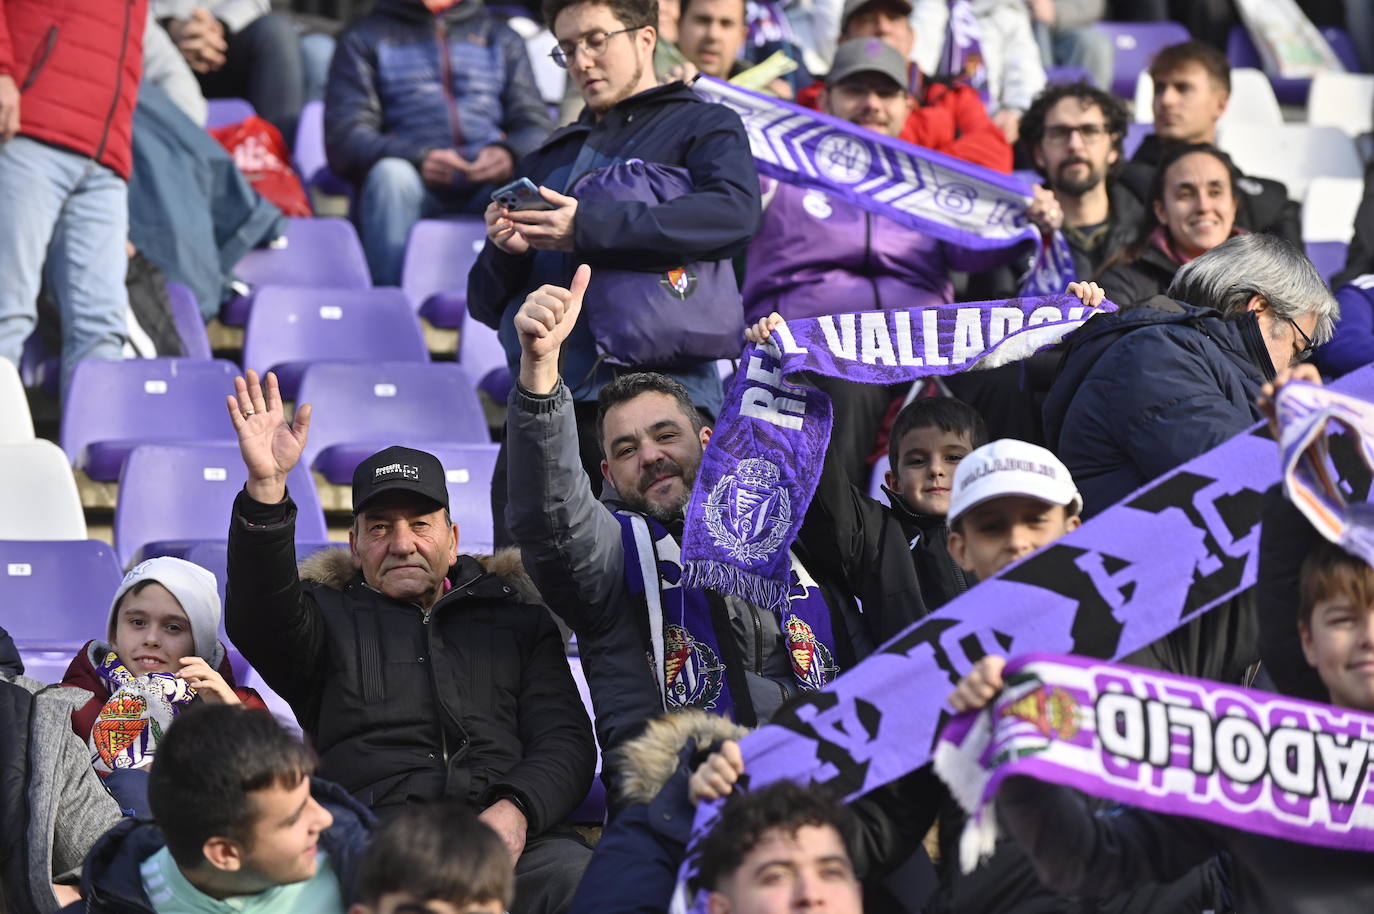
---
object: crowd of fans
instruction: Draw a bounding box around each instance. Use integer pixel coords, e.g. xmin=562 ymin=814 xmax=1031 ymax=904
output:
xmin=6 ymin=0 xmax=1374 ymax=912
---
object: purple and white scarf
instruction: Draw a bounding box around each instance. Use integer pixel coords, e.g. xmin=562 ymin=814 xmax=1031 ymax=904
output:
xmin=1278 ymin=380 xmax=1374 ymax=566
xmin=935 ymin=653 xmax=1374 ymax=872
xmin=939 ymin=0 xmax=989 ymax=103
xmin=617 ymin=512 xmax=839 ymax=725
xmin=691 ymin=76 xmax=1073 ymax=296
xmin=670 ymin=365 xmax=1374 ymax=914
xmin=680 ymin=297 xmax=1111 ymax=611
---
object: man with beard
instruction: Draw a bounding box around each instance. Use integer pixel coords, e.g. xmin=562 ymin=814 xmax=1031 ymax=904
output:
xmin=469 ymin=0 xmax=761 ymax=547
xmin=505 ymin=266 xmax=883 ymax=807
xmin=1021 ymin=82 xmax=1141 ymax=280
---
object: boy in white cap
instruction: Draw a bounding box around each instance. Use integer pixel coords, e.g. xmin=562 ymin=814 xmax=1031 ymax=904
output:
xmin=61 ymin=556 xmax=264 ymax=778
xmin=946 ymin=438 xmax=1083 ymax=582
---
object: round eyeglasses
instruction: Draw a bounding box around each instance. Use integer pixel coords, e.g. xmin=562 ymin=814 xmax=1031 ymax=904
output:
xmin=549 ymin=26 xmax=644 ymax=68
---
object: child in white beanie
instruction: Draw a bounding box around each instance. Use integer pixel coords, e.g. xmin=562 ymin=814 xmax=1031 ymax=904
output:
xmin=61 ymin=557 xmax=262 ymax=776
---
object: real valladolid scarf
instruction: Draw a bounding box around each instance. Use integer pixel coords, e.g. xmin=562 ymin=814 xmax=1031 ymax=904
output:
xmin=671 ymin=365 xmax=1374 ymax=912
xmin=691 ymin=76 xmax=1074 ymax=296
xmin=680 ymin=296 xmax=1112 ymax=612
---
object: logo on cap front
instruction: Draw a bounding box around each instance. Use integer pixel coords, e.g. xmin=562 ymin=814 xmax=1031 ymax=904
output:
xmin=373 ymin=462 xmax=420 ymax=481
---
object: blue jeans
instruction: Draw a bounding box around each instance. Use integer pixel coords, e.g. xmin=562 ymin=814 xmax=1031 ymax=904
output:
xmin=358 ymin=157 xmax=489 ymax=286
xmin=0 ymin=136 xmax=129 ymax=397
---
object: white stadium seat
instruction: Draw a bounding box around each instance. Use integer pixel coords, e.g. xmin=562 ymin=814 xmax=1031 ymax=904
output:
xmin=0 ymin=440 xmax=86 ymax=539
xmin=1302 ymin=177 xmax=1365 ymax=243
xmin=1217 ymin=123 xmax=1362 ymax=202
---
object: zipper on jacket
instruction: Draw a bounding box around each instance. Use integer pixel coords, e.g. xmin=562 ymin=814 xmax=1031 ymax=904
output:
xmin=94 ymin=0 xmax=135 ymax=165
xmin=19 ymin=26 xmax=57 ymax=91
xmin=747 ymin=604 xmax=764 ymax=674
xmin=435 ymin=19 xmax=465 ymax=149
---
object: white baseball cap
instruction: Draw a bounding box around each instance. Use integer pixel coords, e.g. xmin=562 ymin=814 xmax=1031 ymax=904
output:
xmin=948 ymin=439 xmax=1083 ymax=524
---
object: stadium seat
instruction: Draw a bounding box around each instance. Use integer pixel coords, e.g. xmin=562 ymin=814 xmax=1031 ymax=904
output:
xmin=1045 ymin=65 xmax=1094 ymax=88
xmin=292 ymin=100 xmax=351 ymax=196
xmin=60 ymin=358 xmax=240 ymax=482
xmin=1321 ymin=27 xmax=1363 ymax=73
xmin=296 ymin=361 xmax=490 ymax=483
xmin=165 ymin=281 xmax=213 ymax=360
xmin=1303 ymin=177 xmax=1364 ymax=243
xmin=1308 ymin=72 xmax=1374 ymax=139
xmin=0 ymin=359 xmax=34 ymax=442
xmin=222 ymin=218 xmax=372 ymax=326
xmin=114 ymin=442 xmax=330 ymax=568
xmin=401 ymin=218 xmax=489 ymax=329
xmin=459 ymin=310 xmax=514 ymax=402
xmin=1218 ymin=123 xmax=1362 ymax=202
xmin=1133 ymin=68 xmax=1282 ymax=129
xmin=1306 ymin=241 xmax=1349 ymax=283
xmin=205 ymin=97 xmax=256 ymax=128
xmin=0 ymin=441 xmax=86 ymax=539
xmin=0 ymin=539 xmax=122 ymax=651
xmin=1093 ymin=20 xmax=1191 ymax=99
xmin=1225 ymin=26 xmax=1349 ymax=105
xmin=1123 ymin=122 xmax=1153 ymax=159
xmin=431 ymin=444 xmax=500 ymax=554
xmin=241 ymin=287 xmax=429 ymax=399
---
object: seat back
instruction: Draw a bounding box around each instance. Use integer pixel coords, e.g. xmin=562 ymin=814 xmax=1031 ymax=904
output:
xmin=242 ymin=288 xmax=429 ymax=387
xmin=205 ymin=97 xmax=256 ymax=128
xmin=458 ymin=309 xmax=513 ymax=400
xmin=298 ymin=361 xmax=489 ymax=469
xmin=233 ymin=218 xmax=371 ymax=291
xmin=1093 ymin=20 xmax=1191 ymax=98
xmin=1305 ymin=240 xmax=1350 ymax=283
xmin=0 ymin=540 xmax=122 ymax=650
xmin=1303 ymin=177 xmax=1365 ymax=244
xmin=402 ymin=218 xmax=489 ymax=321
xmin=426 ymin=443 xmax=501 ymax=555
xmin=166 ymin=282 xmax=213 ymax=360
xmin=1309 ymin=72 xmax=1374 ymax=137
xmin=0 ymin=359 xmax=34 ymax=443
xmin=114 ymin=443 xmax=329 ymax=568
xmin=60 ymin=358 xmax=240 ymax=468
xmin=1218 ymin=123 xmax=1362 ymax=202
xmin=0 ymin=441 xmax=86 ymax=539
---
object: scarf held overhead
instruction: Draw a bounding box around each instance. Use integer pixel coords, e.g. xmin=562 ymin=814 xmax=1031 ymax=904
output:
xmin=671 ymin=364 xmax=1374 ymax=914
xmin=691 ymin=76 xmax=1073 ymax=296
xmin=935 ymin=653 xmax=1374 ymax=873
xmin=680 ymin=296 xmax=1112 ymax=612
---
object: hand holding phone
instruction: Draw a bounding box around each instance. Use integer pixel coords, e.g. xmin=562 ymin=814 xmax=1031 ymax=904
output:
xmin=491 ymin=177 xmax=558 ymax=212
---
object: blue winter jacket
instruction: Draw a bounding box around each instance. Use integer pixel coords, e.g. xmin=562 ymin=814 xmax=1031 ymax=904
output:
xmin=1042 ymin=301 xmax=1274 ymax=519
xmin=68 ymin=778 xmax=375 ymax=914
xmin=467 ymin=81 xmax=760 ymax=414
xmin=1314 ymin=278 xmax=1374 ymax=379
xmin=324 ymin=0 xmax=552 ymax=186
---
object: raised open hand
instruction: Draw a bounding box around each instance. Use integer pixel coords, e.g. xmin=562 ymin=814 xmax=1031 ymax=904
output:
xmin=226 ymin=370 xmax=311 ymax=504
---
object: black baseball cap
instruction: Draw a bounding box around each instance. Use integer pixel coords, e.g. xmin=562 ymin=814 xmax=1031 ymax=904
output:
xmin=351 ymin=446 xmax=450 ymax=514
xmin=840 ymin=0 xmax=913 ymax=34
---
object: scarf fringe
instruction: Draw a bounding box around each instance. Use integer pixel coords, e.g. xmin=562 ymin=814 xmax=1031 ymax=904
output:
xmin=682 ymin=560 xmax=789 ymax=615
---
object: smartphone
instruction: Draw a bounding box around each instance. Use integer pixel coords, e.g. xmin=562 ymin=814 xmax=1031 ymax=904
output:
xmin=491 ymin=177 xmax=556 ymax=211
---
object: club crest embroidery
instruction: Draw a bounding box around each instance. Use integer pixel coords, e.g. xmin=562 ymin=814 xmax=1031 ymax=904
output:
xmin=92 ymin=695 xmax=154 ymax=770
xmin=703 ymin=457 xmax=792 ymax=563
xmin=1000 ymin=678 xmax=1080 ymax=742
xmin=663 ymin=624 xmax=724 ymax=709
xmin=785 ymin=614 xmax=837 ymax=690
xmin=660 ymin=267 xmax=698 ymax=300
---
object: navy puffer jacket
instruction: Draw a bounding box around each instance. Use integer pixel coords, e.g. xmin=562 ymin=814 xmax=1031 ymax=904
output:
xmin=324 ymin=0 xmax=552 ymax=185
xmin=1042 ymin=301 xmax=1274 ymax=518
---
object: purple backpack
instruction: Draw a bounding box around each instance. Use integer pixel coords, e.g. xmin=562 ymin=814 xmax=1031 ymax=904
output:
xmin=571 ymin=160 xmax=744 ymax=368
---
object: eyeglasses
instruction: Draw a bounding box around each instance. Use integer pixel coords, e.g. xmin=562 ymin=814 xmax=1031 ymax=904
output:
xmin=550 ymin=26 xmax=643 ymax=68
xmin=1287 ymin=316 xmax=1316 ymax=359
xmin=1043 ymin=123 xmax=1111 ymax=145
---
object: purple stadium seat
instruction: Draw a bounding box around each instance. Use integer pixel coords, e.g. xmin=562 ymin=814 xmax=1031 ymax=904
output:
xmin=114 ymin=442 xmax=330 ymax=568
xmin=222 ymin=218 xmax=371 ymax=326
xmin=1094 ymin=21 xmax=1191 ymax=98
xmin=402 ymin=218 xmax=489 ymax=329
xmin=292 ymin=100 xmax=352 ymax=196
xmin=459 ymin=309 xmax=514 ymax=401
xmin=205 ymin=97 xmax=256 ymax=128
xmin=1306 ymin=241 xmax=1349 ymax=283
xmin=1124 ymin=122 xmax=1153 ymax=159
xmin=424 ymin=444 xmax=500 ymax=554
xmin=241 ymin=287 xmax=429 ymax=399
xmin=1045 ymin=65 xmax=1094 ymax=88
xmin=296 ymin=361 xmax=490 ymax=482
xmin=1321 ymin=27 xmax=1363 ymax=73
xmin=1226 ymin=26 xmax=1313 ymax=105
xmin=165 ymin=282 xmax=213 ymax=360
xmin=60 ymin=358 xmax=241 ymax=481
xmin=0 ymin=540 xmax=123 ymax=652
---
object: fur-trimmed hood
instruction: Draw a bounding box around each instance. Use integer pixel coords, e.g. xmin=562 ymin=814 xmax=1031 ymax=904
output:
xmin=611 ymin=710 xmax=750 ymax=806
xmin=297 ymin=546 xmax=544 ymax=606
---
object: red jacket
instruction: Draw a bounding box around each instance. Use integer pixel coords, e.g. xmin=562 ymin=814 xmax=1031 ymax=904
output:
xmin=62 ymin=640 xmax=267 ymax=743
xmin=797 ymin=66 xmax=1012 ymax=174
xmin=0 ymin=0 xmax=147 ymax=180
